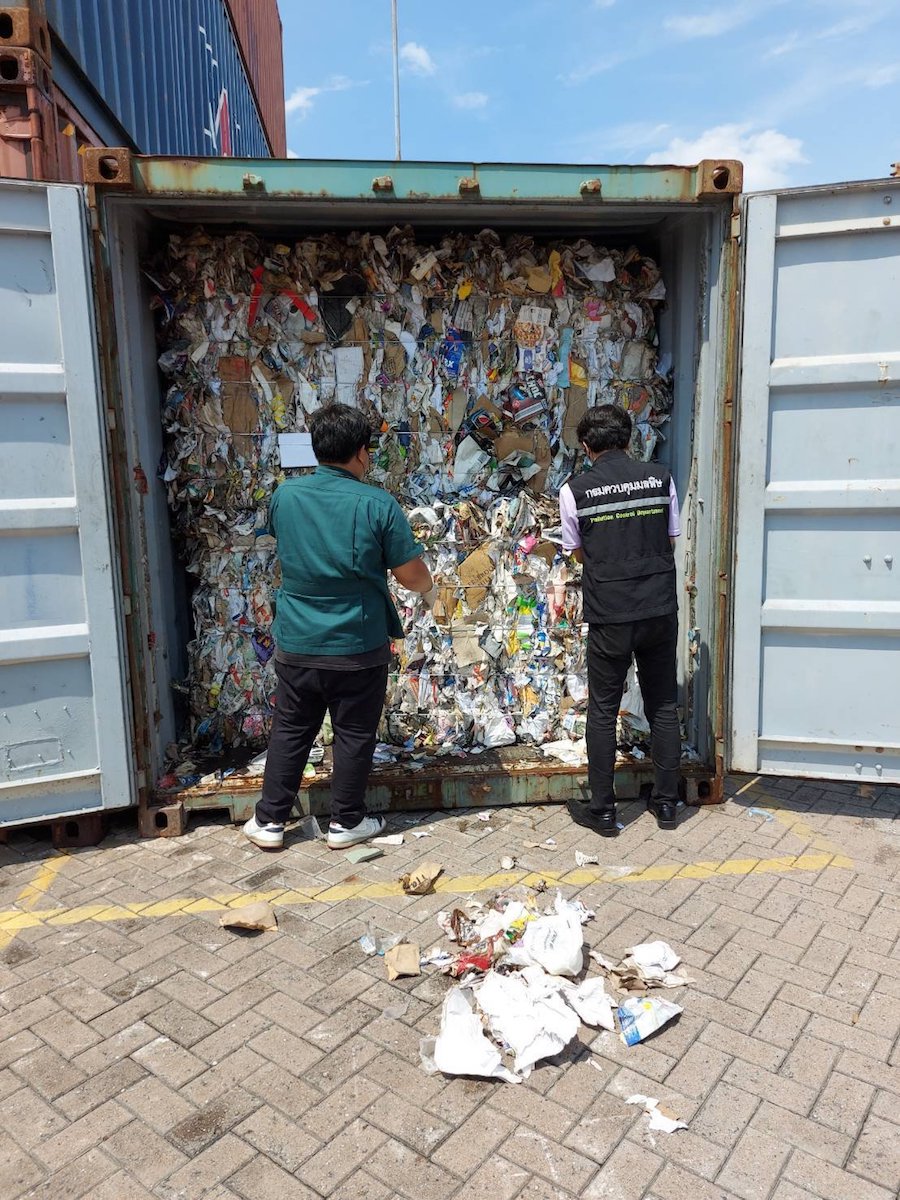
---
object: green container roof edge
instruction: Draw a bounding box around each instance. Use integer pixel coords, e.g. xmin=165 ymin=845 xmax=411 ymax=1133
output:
xmin=124 ymin=156 xmax=744 ymax=203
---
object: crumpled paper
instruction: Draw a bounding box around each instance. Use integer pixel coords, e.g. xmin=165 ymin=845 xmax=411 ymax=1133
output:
xmin=148 ymin=228 xmax=673 ymax=760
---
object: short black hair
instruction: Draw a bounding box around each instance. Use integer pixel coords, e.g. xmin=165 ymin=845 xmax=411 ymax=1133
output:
xmin=576 ymin=404 xmax=632 ymax=453
xmin=309 ymin=403 xmax=373 ymax=463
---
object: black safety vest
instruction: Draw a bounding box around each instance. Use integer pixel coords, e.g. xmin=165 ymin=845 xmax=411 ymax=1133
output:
xmin=568 ymin=450 xmax=676 ymax=624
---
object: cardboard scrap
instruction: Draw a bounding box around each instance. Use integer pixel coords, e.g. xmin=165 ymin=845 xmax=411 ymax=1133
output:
xmin=400 ymin=862 xmax=444 ymax=896
xmin=384 ymin=942 xmax=421 ymax=980
xmin=458 ymin=546 xmax=494 ymax=609
xmin=219 ymin=901 xmax=277 ymax=932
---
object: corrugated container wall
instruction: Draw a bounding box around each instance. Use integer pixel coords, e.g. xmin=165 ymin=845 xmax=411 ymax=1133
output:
xmin=43 ymin=0 xmax=273 ymax=156
xmin=226 ymin=0 xmax=286 ymax=157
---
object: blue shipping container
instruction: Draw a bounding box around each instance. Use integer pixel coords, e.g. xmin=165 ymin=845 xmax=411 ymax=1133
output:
xmin=45 ymin=0 xmax=272 ymax=158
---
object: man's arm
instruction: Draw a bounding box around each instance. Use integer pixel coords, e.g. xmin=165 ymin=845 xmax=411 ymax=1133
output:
xmin=391 ymin=556 xmax=433 ymax=594
xmin=380 ymin=498 xmax=434 ymax=595
xmin=669 ymin=477 xmax=681 ymax=550
xmin=559 ymin=483 xmax=583 ymax=563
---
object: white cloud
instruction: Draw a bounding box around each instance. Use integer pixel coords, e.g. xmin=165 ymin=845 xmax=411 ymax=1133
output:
xmin=864 ymin=62 xmax=900 ymax=87
xmin=285 ymin=87 xmax=321 ymax=117
xmin=646 ymin=123 xmax=807 ymax=190
xmin=286 ymin=148 xmax=300 ymax=158
xmin=592 ymin=0 xmax=617 ymax=8
xmin=453 ymin=91 xmax=489 ymax=110
xmin=400 ymin=41 xmax=437 ymax=76
xmin=664 ymin=10 xmax=754 ymax=39
xmin=285 ymin=76 xmax=356 ymax=119
xmin=561 ymin=49 xmax=634 ymax=85
xmin=766 ymin=31 xmax=801 ymax=57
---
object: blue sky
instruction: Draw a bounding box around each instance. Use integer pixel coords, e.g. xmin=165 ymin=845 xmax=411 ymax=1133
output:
xmin=279 ymin=0 xmax=900 ymax=190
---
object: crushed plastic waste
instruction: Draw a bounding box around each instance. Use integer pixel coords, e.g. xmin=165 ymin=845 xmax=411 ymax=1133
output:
xmin=359 ymin=923 xmax=404 ymax=957
xmin=297 ymin=814 xmax=325 ymax=841
xmin=747 ymin=807 xmax=775 ymax=822
xmin=618 ymin=996 xmax=683 ymax=1045
xmin=147 ymin=227 xmax=673 ymax=763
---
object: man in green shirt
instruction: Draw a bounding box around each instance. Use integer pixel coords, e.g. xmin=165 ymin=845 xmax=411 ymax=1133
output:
xmin=243 ymin=404 xmax=434 ymax=851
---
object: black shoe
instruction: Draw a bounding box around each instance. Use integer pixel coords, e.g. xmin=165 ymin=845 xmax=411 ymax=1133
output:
xmin=566 ymin=798 xmax=618 ymax=837
xmin=648 ymin=798 xmax=677 ymax=830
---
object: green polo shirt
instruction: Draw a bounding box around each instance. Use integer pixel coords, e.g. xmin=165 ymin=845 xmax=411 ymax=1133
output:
xmin=268 ymin=466 xmax=422 ymax=656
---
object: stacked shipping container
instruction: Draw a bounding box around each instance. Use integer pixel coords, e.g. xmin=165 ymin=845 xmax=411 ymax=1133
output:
xmin=0 ymin=0 xmax=283 ymax=181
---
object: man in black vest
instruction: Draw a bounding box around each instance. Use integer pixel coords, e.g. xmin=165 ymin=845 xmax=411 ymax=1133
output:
xmin=559 ymin=405 xmax=681 ymax=836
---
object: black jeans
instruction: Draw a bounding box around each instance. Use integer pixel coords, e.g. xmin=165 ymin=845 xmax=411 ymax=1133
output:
xmin=257 ymin=659 xmax=388 ymax=828
xmin=586 ymin=612 xmax=681 ymax=812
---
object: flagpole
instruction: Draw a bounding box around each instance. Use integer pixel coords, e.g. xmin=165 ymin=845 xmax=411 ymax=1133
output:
xmin=391 ymin=0 xmax=402 ymax=160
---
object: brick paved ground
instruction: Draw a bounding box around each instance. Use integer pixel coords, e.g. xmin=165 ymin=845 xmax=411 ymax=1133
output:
xmin=0 ymin=773 xmax=898 ymax=1200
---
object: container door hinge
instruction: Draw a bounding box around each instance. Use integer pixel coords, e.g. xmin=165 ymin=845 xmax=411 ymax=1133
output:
xmin=718 ymin=573 xmax=729 ymax=597
xmin=106 ymin=408 xmax=116 ymax=430
xmin=730 ymin=210 xmax=741 ymax=240
xmin=136 ymin=770 xmax=147 ymax=789
xmin=123 ymin=595 xmax=132 ymax=616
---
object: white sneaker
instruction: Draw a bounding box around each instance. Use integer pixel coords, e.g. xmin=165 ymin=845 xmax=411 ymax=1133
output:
xmin=326 ymin=814 xmax=386 ymax=849
xmin=242 ymin=815 xmax=284 ymax=850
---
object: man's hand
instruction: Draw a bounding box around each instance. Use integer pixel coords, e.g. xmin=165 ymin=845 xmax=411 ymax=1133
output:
xmin=423 ymin=584 xmax=439 ymax=610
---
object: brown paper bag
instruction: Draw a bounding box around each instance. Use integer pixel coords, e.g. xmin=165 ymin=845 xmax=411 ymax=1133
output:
xmin=399 ymin=862 xmax=444 ymax=896
xmin=384 ymin=943 xmax=421 ymax=980
xmin=219 ymin=901 xmax=278 ymax=932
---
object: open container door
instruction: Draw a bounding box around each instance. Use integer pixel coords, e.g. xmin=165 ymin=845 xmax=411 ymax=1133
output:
xmin=0 ymin=180 xmax=134 ymax=823
xmin=731 ymin=179 xmax=900 ymax=783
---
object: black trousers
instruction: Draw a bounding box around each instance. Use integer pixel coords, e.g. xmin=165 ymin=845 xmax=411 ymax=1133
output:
xmin=586 ymin=612 xmax=681 ymax=812
xmin=257 ymin=660 xmax=388 ymax=828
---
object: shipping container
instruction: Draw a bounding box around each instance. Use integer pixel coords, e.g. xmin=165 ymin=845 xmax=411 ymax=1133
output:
xmin=225 ymin=0 xmax=286 ymax=157
xmin=0 ymin=157 xmax=897 ymax=834
xmin=1 ymin=0 xmax=281 ymax=184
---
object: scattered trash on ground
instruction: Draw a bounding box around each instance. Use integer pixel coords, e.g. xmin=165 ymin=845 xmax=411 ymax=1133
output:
xmin=359 ymin=924 xmax=404 ymax=957
xmin=524 ymin=837 xmax=557 ymax=851
xmin=747 ymin=807 xmax=775 ymax=822
xmin=575 ymin=850 xmax=600 ymax=866
xmin=590 ymin=940 xmax=694 ymax=993
xmin=500 ymin=855 xmax=517 ymax=870
xmin=626 ymin=1094 xmax=687 ymax=1133
xmin=400 ymin=862 xmax=444 ymax=895
xmin=297 ymin=814 xmax=325 ymax=840
xmin=385 ymin=943 xmax=421 ymax=980
xmin=618 ymin=996 xmax=683 ymax=1045
xmin=219 ymin=901 xmax=278 ymax=932
xmin=373 ymin=833 xmax=404 ymax=847
xmin=345 ymin=845 xmax=383 ymax=864
xmin=415 ymin=881 xmax=691 ymax=1082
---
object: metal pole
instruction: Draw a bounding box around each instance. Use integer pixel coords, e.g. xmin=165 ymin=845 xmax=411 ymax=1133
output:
xmin=391 ymin=0 xmax=402 ymax=160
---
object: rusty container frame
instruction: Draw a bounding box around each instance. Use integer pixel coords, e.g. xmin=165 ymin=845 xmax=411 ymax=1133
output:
xmin=84 ymin=153 xmax=742 ymax=835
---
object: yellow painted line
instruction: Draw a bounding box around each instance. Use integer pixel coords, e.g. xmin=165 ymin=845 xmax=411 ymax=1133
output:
xmin=0 ymin=850 xmax=73 ymax=952
xmin=729 ymin=776 xmax=852 ymax=866
xmin=0 ymin=849 xmax=854 ymax=934
xmin=15 ymin=851 xmax=71 ymax=910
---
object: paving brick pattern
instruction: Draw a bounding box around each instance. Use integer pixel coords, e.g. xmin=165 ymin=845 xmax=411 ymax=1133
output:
xmin=0 ymin=774 xmax=898 ymax=1199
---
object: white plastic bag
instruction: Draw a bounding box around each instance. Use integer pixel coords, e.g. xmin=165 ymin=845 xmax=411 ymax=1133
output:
xmin=476 ymin=971 xmax=578 ymax=1076
xmin=521 ymin=894 xmax=584 ymax=977
xmin=431 ymin=987 xmax=519 ymax=1082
